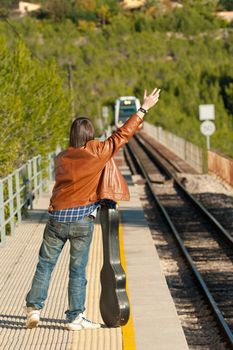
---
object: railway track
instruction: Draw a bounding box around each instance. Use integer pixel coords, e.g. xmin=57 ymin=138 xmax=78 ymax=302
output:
xmin=125 ymin=134 xmax=233 ymax=349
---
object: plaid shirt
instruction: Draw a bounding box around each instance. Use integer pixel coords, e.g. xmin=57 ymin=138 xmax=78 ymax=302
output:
xmin=49 ymin=200 xmax=116 ymax=222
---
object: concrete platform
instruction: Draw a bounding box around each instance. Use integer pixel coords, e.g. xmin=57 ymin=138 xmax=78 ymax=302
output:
xmin=0 ymin=171 xmax=188 ymax=350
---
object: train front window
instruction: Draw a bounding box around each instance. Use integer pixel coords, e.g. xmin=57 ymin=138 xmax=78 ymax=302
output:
xmin=119 ymin=101 xmax=137 ymax=121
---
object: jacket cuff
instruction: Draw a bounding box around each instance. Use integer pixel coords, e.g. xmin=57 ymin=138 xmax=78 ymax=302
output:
xmin=127 ymin=113 xmax=143 ymax=126
xmin=121 ymin=113 xmax=143 ymax=136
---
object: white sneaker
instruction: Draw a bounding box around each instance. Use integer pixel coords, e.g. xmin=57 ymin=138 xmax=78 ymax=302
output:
xmin=67 ymin=313 xmax=101 ymax=331
xmin=24 ymin=306 xmax=40 ymax=329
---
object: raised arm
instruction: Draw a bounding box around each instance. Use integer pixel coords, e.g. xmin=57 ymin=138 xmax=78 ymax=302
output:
xmin=97 ymin=88 xmax=160 ymax=161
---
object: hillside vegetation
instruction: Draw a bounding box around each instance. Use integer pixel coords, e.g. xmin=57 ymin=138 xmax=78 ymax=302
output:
xmin=0 ymin=38 xmax=71 ymax=177
xmin=0 ymin=0 xmax=232 ymax=176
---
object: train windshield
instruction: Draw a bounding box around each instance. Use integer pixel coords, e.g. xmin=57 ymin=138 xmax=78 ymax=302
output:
xmin=119 ymin=100 xmax=137 ymax=121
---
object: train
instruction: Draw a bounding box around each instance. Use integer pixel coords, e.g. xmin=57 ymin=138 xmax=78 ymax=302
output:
xmin=114 ymin=96 xmax=141 ymax=127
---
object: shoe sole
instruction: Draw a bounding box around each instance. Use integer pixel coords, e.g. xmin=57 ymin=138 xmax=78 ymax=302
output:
xmin=66 ymin=325 xmax=82 ymax=331
xmin=26 ymin=319 xmax=40 ymax=329
xmin=66 ymin=324 xmax=101 ymax=331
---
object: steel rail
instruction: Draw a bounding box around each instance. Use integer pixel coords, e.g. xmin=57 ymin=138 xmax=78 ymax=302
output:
xmin=126 ymin=141 xmax=233 ymax=349
xmin=136 ymin=133 xmax=183 ymax=174
xmin=135 ymin=133 xmax=233 ymax=248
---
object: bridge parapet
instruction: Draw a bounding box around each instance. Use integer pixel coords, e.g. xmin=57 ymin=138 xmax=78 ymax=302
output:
xmin=143 ymin=121 xmax=204 ymax=173
xmin=208 ymin=150 xmax=233 ymax=187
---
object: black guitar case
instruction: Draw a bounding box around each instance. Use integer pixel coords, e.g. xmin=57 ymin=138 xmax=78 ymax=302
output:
xmin=99 ymin=206 xmax=130 ymax=327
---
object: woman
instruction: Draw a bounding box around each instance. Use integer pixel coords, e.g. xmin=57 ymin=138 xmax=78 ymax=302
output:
xmin=24 ymin=88 xmax=160 ymax=330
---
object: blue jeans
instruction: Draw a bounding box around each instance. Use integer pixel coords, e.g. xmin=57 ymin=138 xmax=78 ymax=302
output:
xmin=25 ymin=216 xmax=94 ymax=322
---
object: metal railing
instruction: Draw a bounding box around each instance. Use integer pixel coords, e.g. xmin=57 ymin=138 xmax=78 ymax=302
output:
xmin=0 ymin=152 xmax=56 ymax=247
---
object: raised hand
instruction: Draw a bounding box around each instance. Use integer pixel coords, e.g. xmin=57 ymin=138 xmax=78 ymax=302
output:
xmin=142 ymin=88 xmax=160 ymax=111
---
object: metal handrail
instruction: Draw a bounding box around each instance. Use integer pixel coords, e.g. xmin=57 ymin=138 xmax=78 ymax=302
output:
xmin=0 ymin=151 xmax=58 ymax=247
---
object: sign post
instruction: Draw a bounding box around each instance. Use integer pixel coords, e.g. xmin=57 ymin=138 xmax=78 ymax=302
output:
xmin=199 ymin=105 xmax=215 ymax=150
xmin=102 ymin=106 xmax=109 ymax=119
xmin=200 ymin=120 xmax=216 ymax=149
xmin=102 ymin=106 xmax=109 ymax=129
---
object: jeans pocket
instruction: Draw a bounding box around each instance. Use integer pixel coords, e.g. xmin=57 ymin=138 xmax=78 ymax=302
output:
xmin=69 ymin=220 xmax=94 ymax=239
xmin=48 ymin=218 xmax=62 ymax=229
xmin=45 ymin=219 xmax=65 ymax=242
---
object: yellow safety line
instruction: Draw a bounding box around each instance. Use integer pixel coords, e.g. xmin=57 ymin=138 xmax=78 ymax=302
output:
xmin=119 ymin=223 xmax=137 ymax=350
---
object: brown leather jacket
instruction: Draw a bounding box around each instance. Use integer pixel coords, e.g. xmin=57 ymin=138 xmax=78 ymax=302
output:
xmin=49 ymin=113 xmax=142 ymax=211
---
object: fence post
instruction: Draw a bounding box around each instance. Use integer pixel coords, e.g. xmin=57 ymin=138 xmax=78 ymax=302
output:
xmin=48 ymin=153 xmax=54 ymax=181
xmin=33 ymin=157 xmax=38 ymax=200
xmin=0 ymin=180 xmax=6 ymax=246
xmin=15 ymin=170 xmax=22 ymax=224
xmin=27 ymin=160 xmax=33 ymax=210
xmin=38 ymin=156 xmax=43 ymax=196
xmin=8 ymin=175 xmax=14 ymax=236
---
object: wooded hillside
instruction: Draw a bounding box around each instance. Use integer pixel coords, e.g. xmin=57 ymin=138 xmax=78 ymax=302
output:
xmin=0 ymin=1 xmax=232 ymax=176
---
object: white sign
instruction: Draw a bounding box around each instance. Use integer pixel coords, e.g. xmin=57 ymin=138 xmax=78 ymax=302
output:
xmin=200 ymin=120 xmax=216 ymax=136
xmin=199 ymin=104 xmax=215 ymax=121
xmin=102 ymin=106 xmax=109 ymax=118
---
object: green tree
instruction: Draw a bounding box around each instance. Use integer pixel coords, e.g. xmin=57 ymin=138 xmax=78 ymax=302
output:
xmin=0 ymin=2 xmax=233 ymax=162
xmin=45 ymin=0 xmax=72 ymax=21
xmin=218 ymin=0 xmax=233 ymax=11
xmin=0 ymin=0 xmax=16 ymax=8
xmin=0 ymin=38 xmax=71 ymax=176
xmin=75 ymin=0 xmax=96 ymax=11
